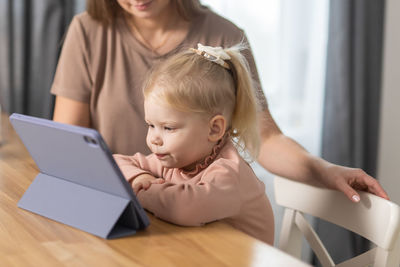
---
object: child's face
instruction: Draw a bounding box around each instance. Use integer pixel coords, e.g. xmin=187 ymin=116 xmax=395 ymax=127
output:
xmin=144 ymin=98 xmax=216 ymax=171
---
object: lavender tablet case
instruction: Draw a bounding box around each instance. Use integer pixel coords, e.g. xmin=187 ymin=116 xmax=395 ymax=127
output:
xmin=9 ymin=113 xmax=149 ymax=239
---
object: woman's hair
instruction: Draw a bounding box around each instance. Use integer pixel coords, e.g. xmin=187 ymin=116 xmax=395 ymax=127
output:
xmin=86 ymin=0 xmax=204 ymax=24
xmin=143 ymin=44 xmax=261 ymax=159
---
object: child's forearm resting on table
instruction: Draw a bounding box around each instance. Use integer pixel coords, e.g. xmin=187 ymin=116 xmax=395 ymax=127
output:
xmin=136 ymin=168 xmax=241 ymax=226
xmin=114 ymin=153 xmax=242 ymax=226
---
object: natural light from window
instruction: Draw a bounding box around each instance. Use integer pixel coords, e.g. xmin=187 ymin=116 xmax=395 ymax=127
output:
xmin=200 ymin=0 xmax=329 ymax=156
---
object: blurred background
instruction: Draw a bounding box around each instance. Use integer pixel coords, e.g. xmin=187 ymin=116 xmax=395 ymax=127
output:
xmin=0 ymin=0 xmax=399 ymax=265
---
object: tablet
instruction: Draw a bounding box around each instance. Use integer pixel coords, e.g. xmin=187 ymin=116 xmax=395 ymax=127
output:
xmin=9 ymin=113 xmax=149 ymax=239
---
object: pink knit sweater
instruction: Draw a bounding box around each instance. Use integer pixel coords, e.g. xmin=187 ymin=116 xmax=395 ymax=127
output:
xmin=113 ymin=141 xmax=274 ymax=244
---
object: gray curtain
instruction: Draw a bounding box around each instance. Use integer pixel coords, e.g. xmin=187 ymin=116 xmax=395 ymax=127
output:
xmin=315 ymin=0 xmax=385 ymax=265
xmin=0 ymin=0 xmax=85 ymax=119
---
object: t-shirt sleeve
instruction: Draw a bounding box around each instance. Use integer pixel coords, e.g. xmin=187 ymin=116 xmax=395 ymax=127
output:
xmin=136 ymin=159 xmax=242 ymax=226
xmin=50 ymin=16 xmax=93 ymax=103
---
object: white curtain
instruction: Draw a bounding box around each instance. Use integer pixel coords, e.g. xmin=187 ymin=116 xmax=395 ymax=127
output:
xmin=201 ymin=0 xmax=329 ymax=262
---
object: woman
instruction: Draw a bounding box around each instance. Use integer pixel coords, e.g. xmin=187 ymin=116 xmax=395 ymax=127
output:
xmin=52 ymin=0 xmax=388 ymax=203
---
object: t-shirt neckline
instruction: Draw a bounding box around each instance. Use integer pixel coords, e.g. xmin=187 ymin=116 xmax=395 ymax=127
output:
xmin=118 ymin=14 xmax=200 ymax=60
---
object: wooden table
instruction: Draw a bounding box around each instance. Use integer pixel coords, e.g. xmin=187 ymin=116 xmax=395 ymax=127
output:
xmin=0 ymin=113 xmax=311 ymax=267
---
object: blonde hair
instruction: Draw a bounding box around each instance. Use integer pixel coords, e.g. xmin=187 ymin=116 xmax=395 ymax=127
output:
xmin=143 ymin=44 xmax=260 ymax=159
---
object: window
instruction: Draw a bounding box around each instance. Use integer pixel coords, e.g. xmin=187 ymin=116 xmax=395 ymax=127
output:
xmin=201 ymin=0 xmax=329 ymax=156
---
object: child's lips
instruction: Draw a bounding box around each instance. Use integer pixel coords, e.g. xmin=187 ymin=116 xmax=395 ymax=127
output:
xmin=155 ymin=153 xmax=168 ymax=159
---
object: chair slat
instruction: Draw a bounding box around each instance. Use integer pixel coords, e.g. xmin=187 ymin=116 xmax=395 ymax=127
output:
xmin=274 ymin=176 xmax=400 ymax=250
xmin=294 ymin=211 xmax=335 ymax=267
xmin=274 ymin=176 xmax=400 ymax=267
xmin=335 ymin=248 xmax=376 ymax=267
xmin=278 ymin=209 xmax=303 ymax=258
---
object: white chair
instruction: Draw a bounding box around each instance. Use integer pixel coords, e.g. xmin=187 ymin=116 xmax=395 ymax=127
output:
xmin=274 ymin=176 xmax=400 ymax=267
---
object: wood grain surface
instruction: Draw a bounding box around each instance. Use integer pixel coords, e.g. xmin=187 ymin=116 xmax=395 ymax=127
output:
xmin=0 ymin=113 xmax=310 ymax=267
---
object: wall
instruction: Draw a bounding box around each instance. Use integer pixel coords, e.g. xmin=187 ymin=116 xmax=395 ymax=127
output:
xmin=377 ymin=0 xmax=400 ymax=205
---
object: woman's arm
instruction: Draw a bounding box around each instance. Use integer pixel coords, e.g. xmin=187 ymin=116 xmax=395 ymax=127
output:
xmin=51 ymin=16 xmax=93 ymax=127
xmin=53 ymin=96 xmax=90 ymax=127
xmin=257 ymin=108 xmax=389 ymax=202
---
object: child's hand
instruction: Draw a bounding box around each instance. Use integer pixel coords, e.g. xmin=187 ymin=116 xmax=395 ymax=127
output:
xmin=132 ymin=174 xmax=165 ymax=194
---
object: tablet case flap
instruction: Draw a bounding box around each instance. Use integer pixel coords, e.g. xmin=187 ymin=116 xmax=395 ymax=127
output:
xmin=18 ymin=173 xmax=138 ymax=239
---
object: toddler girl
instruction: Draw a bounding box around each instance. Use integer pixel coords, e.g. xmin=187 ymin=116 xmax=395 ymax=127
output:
xmin=114 ymin=43 xmax=274 ymax=245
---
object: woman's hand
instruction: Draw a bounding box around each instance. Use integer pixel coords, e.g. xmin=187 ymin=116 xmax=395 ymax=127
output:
xmin=132 ymin=174 xmax=165 ymax=194
xmin=318 ymin=162 xmax=389 ymax=203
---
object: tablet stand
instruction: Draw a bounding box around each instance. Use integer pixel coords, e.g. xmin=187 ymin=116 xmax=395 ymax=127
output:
xmin=18 ymin=173 xmax=144 ymax=239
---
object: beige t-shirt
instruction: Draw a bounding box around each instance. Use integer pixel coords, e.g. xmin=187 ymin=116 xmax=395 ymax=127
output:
xmin=51 ymin=9 xmax=267 ymax=155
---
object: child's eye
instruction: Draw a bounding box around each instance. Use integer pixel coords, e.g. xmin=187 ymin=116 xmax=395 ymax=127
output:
xmin=147 ymin=123 xmax=154 ymax=128
xmin=164 ymin=126 xmax=174 ymax=131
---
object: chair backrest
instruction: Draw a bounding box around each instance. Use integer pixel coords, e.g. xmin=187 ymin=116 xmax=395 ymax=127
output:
xmin=274 ymin=176 xmax=400 ymax=267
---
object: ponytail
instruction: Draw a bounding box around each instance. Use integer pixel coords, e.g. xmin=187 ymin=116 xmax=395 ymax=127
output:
xmin=226 ymin=44 xmax=260 ymax=159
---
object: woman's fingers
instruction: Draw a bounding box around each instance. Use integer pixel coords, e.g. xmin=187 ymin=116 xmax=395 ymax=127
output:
xmin=333 ymin=168 xmax=390 ymax=202
xmin=335 ymin=179 xmax=361 ymax=203
xmin=353 ymin=171 xmax=390 ymax=200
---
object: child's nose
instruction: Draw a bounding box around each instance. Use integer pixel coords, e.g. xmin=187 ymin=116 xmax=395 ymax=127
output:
xmin=150 ymin=134 xmax=163 ymax=146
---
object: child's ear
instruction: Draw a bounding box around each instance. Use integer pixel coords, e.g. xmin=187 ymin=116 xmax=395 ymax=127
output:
xmin=208 ymin=115 xmax=226 ymax=142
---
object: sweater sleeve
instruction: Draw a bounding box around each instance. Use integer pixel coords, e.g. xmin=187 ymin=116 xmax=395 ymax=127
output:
xmin=136 ymin=159 xmax=242 ymax=226
xmin=113 ymin=153 xmax=164 ymax=184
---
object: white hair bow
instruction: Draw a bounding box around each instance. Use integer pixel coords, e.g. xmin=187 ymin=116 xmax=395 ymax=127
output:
xmin=190 ymin=43 xmax=231 ymax=69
